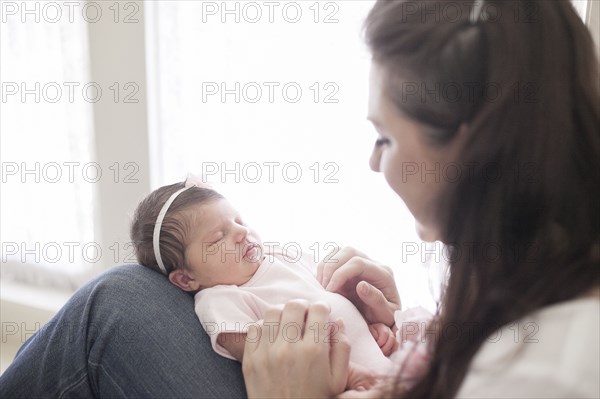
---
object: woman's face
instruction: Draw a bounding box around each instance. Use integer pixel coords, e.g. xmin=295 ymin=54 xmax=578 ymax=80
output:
xmin=367 ymin=63 xmax=463 ymax=241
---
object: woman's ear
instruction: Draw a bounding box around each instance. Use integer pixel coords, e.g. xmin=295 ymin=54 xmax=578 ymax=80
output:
xmin=169 ymin=268 xmax=201 ymax=292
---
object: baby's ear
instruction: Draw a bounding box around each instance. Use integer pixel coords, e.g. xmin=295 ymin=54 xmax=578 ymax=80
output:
xmin=168 ymin=268 xmax=199 ymax=292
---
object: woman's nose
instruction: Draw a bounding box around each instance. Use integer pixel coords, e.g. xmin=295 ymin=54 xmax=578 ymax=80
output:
xmin=370 ymin=146 xmax=381 ymax=172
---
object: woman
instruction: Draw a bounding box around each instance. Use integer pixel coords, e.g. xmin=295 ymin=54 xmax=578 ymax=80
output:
xmin=1 ymin=0 xmax=597 ymax=398
xmin=242 ymin=0 xmax=600 ymax=397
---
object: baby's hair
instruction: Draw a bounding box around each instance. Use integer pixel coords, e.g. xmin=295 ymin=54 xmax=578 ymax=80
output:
xmin=130 ymin=182 xmax=224 ymax=275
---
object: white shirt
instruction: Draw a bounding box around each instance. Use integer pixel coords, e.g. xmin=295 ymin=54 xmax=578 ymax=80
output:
xmin=457 ymin=296 xmax=600 ymax=398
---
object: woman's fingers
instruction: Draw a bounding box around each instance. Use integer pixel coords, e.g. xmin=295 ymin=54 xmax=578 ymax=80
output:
xmin=261 ymin=305 xmax=284 ymax=344
xmin=328 ymin=257 xmax=399 ymax=305
xmin=243 ymin=323 xmax=261 ymax=357
xmin=320 ymin=249 xmax=401 ymax=326
xmin=303 ymin=302 xmax=332 ymax=346
xmin=316 ymin=245 xmax=343 ymax=285
xmin=243 ymin=301 xmax=350 ymax=398
xmin=318 ymin=246 xmax=367 ymax=288
xmin=278 ymin=299 xmax=310 ymax=342
xmin=357 ymin=279 xmax=392 ymax=308
xmin=329 ymin=318 xmax=351 ymax=391
xmin=259 ymin=301 xmax=331 ymax=346
xmin=355 ymin=280 xmax=399 ymax=326
xmin=327 ymin=256 xmax=393 ymax=293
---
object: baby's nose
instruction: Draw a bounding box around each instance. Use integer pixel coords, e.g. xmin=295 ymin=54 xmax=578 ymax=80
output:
xmin=235 ymin=225 xmax=250 ymax=241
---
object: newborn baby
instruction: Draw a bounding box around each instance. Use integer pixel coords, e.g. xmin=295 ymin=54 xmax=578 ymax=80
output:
xmin=130 ymin=176 xmax=395 ymax=389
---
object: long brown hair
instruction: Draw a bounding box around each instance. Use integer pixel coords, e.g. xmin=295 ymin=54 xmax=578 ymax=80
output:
xmin=365 ymin=0 xmax=599 ymax=396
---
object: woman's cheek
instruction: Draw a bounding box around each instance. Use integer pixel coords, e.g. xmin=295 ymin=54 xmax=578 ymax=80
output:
xmin=382 ymin=151 xmax=425 ymax=221
xmin=380 ymin=150 xmax=402 ymax=195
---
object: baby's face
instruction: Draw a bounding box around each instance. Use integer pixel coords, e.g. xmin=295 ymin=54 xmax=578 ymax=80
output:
xmin=184 ymin=198 xmax=264 ymax=290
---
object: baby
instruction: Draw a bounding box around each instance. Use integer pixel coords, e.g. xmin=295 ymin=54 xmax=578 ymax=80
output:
xmin=130 ymin=176 xmax=397 ymax=389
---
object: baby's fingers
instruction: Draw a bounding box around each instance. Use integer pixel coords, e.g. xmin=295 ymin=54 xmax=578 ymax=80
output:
xmin=368 ymin=324 xmax=380 ymax=342
xmin=380 ymin=332 xmax=397 ymax=356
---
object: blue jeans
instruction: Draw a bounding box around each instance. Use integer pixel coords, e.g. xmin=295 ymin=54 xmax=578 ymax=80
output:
xmin=0 ymin=265 xmax=247 ymax=398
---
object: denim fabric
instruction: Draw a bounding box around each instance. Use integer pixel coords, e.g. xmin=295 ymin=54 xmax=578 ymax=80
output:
xmin=0 ymin=265 xmax=247 ymax=399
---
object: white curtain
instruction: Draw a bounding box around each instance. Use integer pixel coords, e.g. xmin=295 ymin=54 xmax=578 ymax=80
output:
xmin=1 ymin=10 xmax=95 ymax=281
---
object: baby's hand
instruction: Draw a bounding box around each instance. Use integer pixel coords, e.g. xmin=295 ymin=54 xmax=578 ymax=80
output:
xmin=368 ymin=323 xmax=398 ymax=356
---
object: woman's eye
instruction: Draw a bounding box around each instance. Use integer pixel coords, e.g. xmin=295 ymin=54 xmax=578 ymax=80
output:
xmin=375 ymin=137 xmax=390 ymax=146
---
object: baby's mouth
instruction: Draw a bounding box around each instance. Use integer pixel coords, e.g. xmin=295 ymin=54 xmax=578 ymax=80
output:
xmin=242 ymin=242 xmax=260 ymax=261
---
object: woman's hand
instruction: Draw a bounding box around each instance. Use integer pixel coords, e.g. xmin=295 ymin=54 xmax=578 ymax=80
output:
xmin=242 ymin=300 xmax=351 ymax=399
xmin=317 ymin=246 xmax=401 ymax=326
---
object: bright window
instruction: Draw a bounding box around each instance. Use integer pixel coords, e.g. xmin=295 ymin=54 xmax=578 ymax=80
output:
xmin=144 ymin=1 xmax=429 ymax=307
xmin=1 ymin=10 xmax=95 ymax=281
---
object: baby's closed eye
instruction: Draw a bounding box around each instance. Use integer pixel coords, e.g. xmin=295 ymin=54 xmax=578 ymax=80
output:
xmin=209 ymin=233 xmax=225 ymax=246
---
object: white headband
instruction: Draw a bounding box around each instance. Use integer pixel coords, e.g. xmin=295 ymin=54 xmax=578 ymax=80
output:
xmin=152 ymin=174 xmax=209 ymax=275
